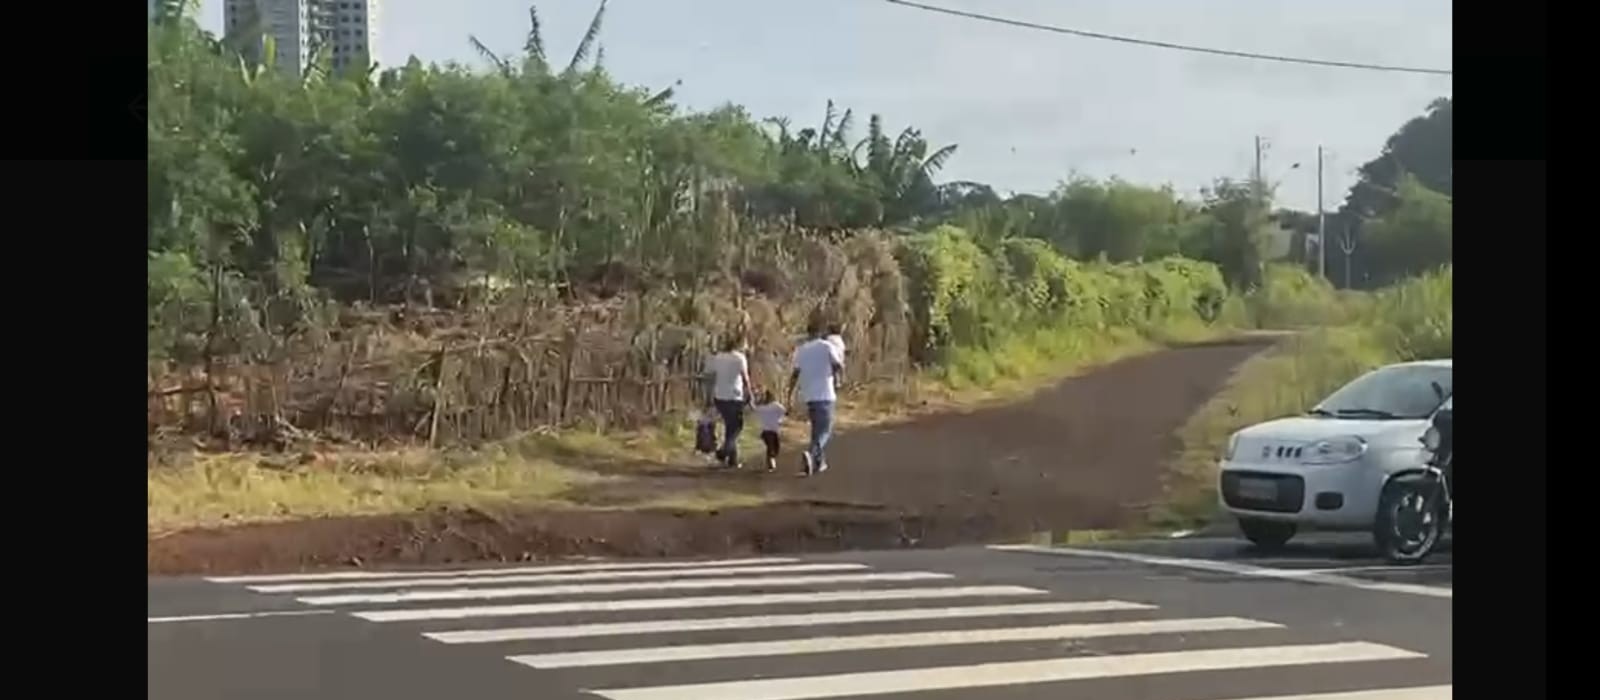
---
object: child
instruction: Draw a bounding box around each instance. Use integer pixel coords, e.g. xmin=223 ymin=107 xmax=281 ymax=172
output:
xmin=751 ymin=390 xmax=787 ymax=472
xmin=825 ymin=323 xmax=846 ymax=361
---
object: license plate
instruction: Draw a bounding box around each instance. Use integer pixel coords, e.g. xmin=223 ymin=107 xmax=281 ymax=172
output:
xmin=1237 ymin=478 xmax=1279 ymax=501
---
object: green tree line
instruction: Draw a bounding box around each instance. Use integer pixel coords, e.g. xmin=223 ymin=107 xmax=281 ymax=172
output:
xmin=148 ymin=0 xmax=1451 ymax=368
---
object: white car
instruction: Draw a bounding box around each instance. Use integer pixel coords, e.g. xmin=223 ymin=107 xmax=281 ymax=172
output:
xmin=1217 ymin=359 xmax=1453 ymax=548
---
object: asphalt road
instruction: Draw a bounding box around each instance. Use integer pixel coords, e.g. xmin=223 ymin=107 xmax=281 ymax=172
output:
xmin=149 ymin=536 xmax=1451 ymax=700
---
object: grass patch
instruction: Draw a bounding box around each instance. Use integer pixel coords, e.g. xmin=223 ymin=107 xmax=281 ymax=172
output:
xmin=847 ymin=318 xmax=1232 ymax=425
xmin=147 ymin=433 xmax=775 ymax=533
xmin=147 ymin=446 xmax=606 ymax=532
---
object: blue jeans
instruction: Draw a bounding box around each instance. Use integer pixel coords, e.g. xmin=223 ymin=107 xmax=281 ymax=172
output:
xmin=806 ymin=400 xmax=836 ymax=466
xmin=714 ymin=400 xmax=745 ymax=465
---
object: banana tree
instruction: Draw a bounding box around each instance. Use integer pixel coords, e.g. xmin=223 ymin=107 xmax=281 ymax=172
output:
xmin=853 ymin=115 xmax=956 ymax=226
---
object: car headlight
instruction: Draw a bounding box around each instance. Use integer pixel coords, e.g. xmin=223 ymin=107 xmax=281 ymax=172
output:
xmin=1420 ymin=426 xmax=1441 ymax=451
xmin=1303 ymin=436 xmax=1368 ymax=464
xmin=1224 ymin=432 xmax=1240 ymax=460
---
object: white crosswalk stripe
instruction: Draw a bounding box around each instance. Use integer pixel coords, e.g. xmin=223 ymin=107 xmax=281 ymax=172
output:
xmin=298 ymin=570 xmax=952 ymax=605
xmin=206 ymin=556 xmax=804 ymax=583
xmin=587 ymin=643 xmax=1426 ymax=700
xmin=350 ymin=585 xmax=1045 ymax=622
xmin=423 ymin=600 xmax=1155 ymax=643
xmin=248 ymin=562 xmax=870 ymax=593
xmin=218 ymin=558 xmax=1448 ymax=699
xmin=508 ymin=616 xmax=1282 ymax=668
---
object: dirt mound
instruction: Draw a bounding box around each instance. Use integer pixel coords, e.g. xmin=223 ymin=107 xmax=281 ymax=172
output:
xmin=148 ymin=338 xmax=1273 ymax=576
xmin=148 ymin=505 xmax=1007 ymax=577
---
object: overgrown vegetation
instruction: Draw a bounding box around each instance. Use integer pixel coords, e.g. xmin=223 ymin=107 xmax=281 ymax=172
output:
xmin=1154 ymin=266 xmax=1453 ymax=528
xmin=897 ymin=226 xmax=1227 ymax=390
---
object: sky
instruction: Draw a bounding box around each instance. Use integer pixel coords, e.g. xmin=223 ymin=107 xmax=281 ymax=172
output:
xmin=194 ymin=0 xmax=1453 ymax=212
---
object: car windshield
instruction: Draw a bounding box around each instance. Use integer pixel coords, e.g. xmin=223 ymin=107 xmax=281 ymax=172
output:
xmin=1312 ymin=364 xmax=1452 ymax=420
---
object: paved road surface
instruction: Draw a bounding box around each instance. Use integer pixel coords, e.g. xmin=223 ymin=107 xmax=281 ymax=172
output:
xmin=149 ymin=538 xmax=1451 ymax=700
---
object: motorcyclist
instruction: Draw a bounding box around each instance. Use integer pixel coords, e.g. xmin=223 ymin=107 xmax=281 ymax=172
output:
xmin=1428 ymin=396 xmax=1452 ymax=481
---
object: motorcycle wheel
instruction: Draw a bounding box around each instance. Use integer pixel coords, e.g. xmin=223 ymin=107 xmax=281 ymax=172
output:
xmin=1374 ymin=479 xmax=1445 ymax=564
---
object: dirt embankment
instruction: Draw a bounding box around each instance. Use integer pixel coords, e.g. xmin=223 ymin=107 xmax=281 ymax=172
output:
xmin=148 ymin=337 xmax=1273 ymax=576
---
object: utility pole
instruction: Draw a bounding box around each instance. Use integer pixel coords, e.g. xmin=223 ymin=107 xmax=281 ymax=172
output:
xmin=1316 ymin=145 xmax=1326 ymax=280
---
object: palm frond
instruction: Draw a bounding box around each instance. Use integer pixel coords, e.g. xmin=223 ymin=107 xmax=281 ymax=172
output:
xmin=524 ymin=5 xmax=546 ymax=63
xmin=644 ymin=80 xmax=681 ymax=108
xmin=817 ymin=100 xmax=837 ymax=150
xmin=920 ymin=144 xmax=958 ymax=174
xmin=849 ymin=137 xmax=870 ymax=167
xmin=892 ymin=128 xmax=920 ymax=159
xmin=831 ymin=109 xmax=854 ymax=150
xmin=565 ymin=0 xmax=608 ymax=76
xmin=469 ymin=35 xmax=512 ymax=76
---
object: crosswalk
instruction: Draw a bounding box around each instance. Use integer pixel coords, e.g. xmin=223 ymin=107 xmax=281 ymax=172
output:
xmin=208 ymin=556 xmax=1450 ymax=700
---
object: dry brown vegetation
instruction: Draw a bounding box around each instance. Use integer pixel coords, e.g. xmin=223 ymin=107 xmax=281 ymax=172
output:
xmin=148 ymin=231 xmax=914 ymax=453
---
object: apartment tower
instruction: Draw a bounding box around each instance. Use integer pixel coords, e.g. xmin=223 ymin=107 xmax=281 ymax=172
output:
xmin=223 ymin=0 xmax=381 ymax=76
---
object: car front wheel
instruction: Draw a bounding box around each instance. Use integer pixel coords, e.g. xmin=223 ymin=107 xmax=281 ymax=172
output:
xmin=1238 ymin=518 xmax=1297 ymax=550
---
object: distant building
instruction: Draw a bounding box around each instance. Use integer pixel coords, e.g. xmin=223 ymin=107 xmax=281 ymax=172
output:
xmin=320 ymin=0 xmax=383 ymax=72
xmin=223 ymin=0 xmax=381 ymax=77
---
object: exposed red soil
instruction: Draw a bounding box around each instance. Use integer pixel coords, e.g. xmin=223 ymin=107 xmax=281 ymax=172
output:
xmin=148 ymin=337 xmax=1272 ymax=576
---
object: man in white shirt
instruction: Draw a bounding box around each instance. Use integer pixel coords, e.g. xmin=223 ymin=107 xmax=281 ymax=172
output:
xmin=702 ymin=335 xmax=753 ymax=468
xmin=788 ymin=323 xmax=844 ymax=476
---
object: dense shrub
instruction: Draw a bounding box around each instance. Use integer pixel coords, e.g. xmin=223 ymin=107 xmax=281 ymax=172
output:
xmin=1368 ymin=265 xmax=1452 ymax=361
xmin=897 ymin=226 xmax=1005 ymax=362
xmin=1241 ymin=264 xmax=1349 ymax=329
xmin=896 ymin=225 xmax=1232 ymax=368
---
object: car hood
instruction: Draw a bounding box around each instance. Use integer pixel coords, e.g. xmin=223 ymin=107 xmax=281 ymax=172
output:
xmin=1236 ymin=416 xmax=1429 ymax=449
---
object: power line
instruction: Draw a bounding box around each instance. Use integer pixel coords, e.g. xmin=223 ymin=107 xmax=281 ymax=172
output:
xmin=881 ymin=0 xmax=1453 ymax=76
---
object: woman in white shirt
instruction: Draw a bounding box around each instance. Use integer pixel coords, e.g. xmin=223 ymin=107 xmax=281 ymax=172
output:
xmin=702 ymin=335 xmax=754 ymax=468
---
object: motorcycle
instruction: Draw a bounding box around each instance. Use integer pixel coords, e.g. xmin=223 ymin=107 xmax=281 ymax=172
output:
xmin=1374 ymin=397 xmax=1452 ymax=564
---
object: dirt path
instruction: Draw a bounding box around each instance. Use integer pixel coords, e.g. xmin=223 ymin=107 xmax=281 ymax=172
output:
xmin=777 ymin=337 xmax=1273 ymax=530
xmin=149 ymin=338 xmax=1273 ymax=575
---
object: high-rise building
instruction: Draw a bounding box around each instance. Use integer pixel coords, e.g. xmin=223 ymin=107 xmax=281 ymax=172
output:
xmin=323 ymin=0 xmax=382 ymax=73
xmin=222 ymin=0 xmax=381 ymax=77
